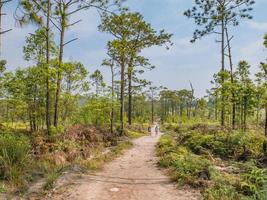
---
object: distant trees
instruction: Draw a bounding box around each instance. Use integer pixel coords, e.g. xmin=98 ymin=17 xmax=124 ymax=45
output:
xmin=184 ymin=0 xmax=255 ymax=127
xmin=203 ymin=34 xmax=267 ymax=132
xmin=160 ymin=89 xmax=201 ymax=123
xmin=90 ymin=70 xmax=105 ymax=96
xmin=13 ymin=0 xmax=124 ymax=131
xmin=0 ymin=0 xmax=266 ymax=140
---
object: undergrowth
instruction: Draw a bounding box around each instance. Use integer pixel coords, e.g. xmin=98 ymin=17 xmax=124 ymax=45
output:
xmin=158 ymin=123 xmax=267 ymax=200
xmin=0 ymin=124 xmax=146 ymax=196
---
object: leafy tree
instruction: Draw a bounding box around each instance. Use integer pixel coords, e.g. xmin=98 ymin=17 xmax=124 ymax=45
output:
xmin=99 ymin=12 xmax=172 ymax=133
xmin=261 ymin=34 xmax=267 ymax=135
xmin=23 ymin=28 xmax=57 ymax=64
xmin=102 ymin=58 xmax=116 ymax=134
xmin=90 ymin=70 xmax=105 ymax=96
xmin=61 ymin=61 xmax=89 ymax=122
xmin=184 ymin=0 xmax=255 ymax=127
xmin=0 ymin=60 xmax=6 ymax=95
xmin=235 ymin=61 xmax=255 ymax=130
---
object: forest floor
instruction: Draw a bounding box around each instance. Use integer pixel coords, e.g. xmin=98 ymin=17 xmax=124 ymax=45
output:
xmin=47 ymin=131 xmax=201 ymax=200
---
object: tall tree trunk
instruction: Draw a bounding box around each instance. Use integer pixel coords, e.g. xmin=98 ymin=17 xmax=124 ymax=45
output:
xmin=221 ymin=17 xmax=225 ymax=127
xmin=151 ymin=92 xmax=154 ymax=123
xmin=120 ymin=60 xmax=125 ymax=135
xmin=215 ymin=91 xmax=218 ymax=120
xmin=225 ymin=28 xmax=236 ymax=129
xmin=127 ymin=66 xmax=132 ymax=125
xmin=265 ymin=104 xmax=267 ymax=136
xmin=244 ymin=96 xmax=247 ymax=131
xmin=45 ymin=0 xmax=51 ymax=133
xmin=54 ymin=17 xmax=65 ymax=127
xmin=110 ymin=64 xmax=114 ymax=135
xmin=240 ymin=98 xmax=244 ymax=130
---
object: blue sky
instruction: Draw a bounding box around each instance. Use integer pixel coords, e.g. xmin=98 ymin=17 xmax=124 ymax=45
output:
xmin=2 ymin=0 xmax=267 ymax=97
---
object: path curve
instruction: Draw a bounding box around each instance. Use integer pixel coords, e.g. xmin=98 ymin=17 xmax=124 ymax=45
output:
xmin=51 ymin=134 xmax=201 ymax=200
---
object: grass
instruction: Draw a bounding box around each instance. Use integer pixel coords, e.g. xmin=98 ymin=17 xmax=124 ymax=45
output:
xmin=0 ymin=184 xmax=6 ymax=193
xmin=43 ymin=169 xmax=63 ymax=191
xmin=126 ymin=130 xmax=147 ymax=139
xmin=82 ymin=141 xmax=133 ymax=170
xmin=1 ymin=122 xmax=29 ymax=130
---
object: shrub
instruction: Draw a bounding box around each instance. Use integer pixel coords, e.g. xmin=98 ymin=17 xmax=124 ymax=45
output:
xmin=158 ymin=134 xmax=211 ymax=186
xmin=170 ymin=153 xmax=211 ymax=186
xmin=239 ymin=167 xmax=267 ymax=197
xmin=0 ymin=134 xmax=31 ymax=184
xmin=160 ymin=123 xmax=267 ymax=200
xmin=203 ymin=182 xmax=240 ymax=200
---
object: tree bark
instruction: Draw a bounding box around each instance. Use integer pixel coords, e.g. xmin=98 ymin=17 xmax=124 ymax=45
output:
xmin=151 ymin=91 xmax=154 ymax=123
xmin=127 ymin=66 xmax=132 ymax=125
xmin=244 ymin=96 xmax=247 ymax=131
xmin=225 ymin=28 xmax=236 ymax=130
xmin=221 ymin=17 xmax=225 ymax=127
xmin=265 ymin=104 xmax=267 ymax=136
xmin=54 ymin=15 xmax=65 ymax=127
xmin=110 ymin=64 xmax=114 ymax=135
xmin=120 ymin=59 xmax=125 ymax=135
xmin=45 ymin=0 xmax=51 ymax=133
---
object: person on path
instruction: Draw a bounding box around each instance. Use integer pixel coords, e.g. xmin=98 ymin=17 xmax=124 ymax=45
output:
xmin=148 ymin=125 xmax=152 ymax=135
xmin=155 ymin=125 xmax=159 ymax=136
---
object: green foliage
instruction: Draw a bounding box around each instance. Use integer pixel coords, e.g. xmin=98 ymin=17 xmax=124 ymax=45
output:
xmin=0 ymin=134 xmax=30 ymax=184
xmin=160 ymin=123 xmax=267 ymax=200
xmin=174 ymin=124 xmax=265 ymax=159
xmin=76 ymin=97 xmax=114 ymax=126
xmin=43 ymin=169 xmax=62 ymax=190
xmin=184 ymin=0 xmax=254 ymax=43
xmin=126 ymin=130 xmax=146 ymax=139
xmin=158 ymin=134 xmax=211 ymax=186
xmin=23 ymin=28 xmax=57 ymax=63
xmin=240 ymin=167 xmax=267 ymax=197
xmin=203 ymin=182 xmax=240 ymax=200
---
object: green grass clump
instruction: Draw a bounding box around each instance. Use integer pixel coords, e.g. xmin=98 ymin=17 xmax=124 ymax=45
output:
xmin=0 ymin=134 xmax=31 ymax=186
xmin=239 ymin=166 xmax=267 ymax=199
xmin=203 ymin=182 xmax=240 ymax=200
xmin=126 ymin=131 xmax=146 ymax=139
xmin=43 ymin=169 xmax=62 ymax=191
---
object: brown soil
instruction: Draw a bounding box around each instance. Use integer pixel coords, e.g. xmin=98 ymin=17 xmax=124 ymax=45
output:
xmin=49 ymin=134 xmax=202 ymax=200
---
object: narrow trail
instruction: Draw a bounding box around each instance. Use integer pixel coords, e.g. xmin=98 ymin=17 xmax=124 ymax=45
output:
xmin=51 ymin=130 xmax=201 ymax=200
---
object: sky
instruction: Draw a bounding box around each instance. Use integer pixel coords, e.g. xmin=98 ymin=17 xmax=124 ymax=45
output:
xmin=2 ymin=0 xmax=267 ymax=97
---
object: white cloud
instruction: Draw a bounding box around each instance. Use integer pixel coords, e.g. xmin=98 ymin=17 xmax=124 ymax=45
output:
xmin=234 ymin=39 xmax=266 ymax=75
xmin=246 ymin=21 xmax=267 ymax=31
xmin=68 ymin=9 xmax=100 ymax=38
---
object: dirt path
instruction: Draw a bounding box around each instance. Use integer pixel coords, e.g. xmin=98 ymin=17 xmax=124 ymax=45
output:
xmin=51 ymin=133 xmax=201 ymax=200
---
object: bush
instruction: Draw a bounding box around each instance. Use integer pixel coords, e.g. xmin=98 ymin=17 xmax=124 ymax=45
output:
xmin=0 ymin=134 xmax=31 ymax=184
xmin=173 ymin=125 xmax=265 ymax=159
xmin=203 ymin=182 xmax=240 ymax=200
xmin=159 ymin=123 xmax=267 ymax=200
xmin=239 ymin=167 xmax=267 ymax=197
xmin=158 ymin=134 xmax=212 ymax=186
xmin=171 ymin=153 xmax=211 ymax=186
